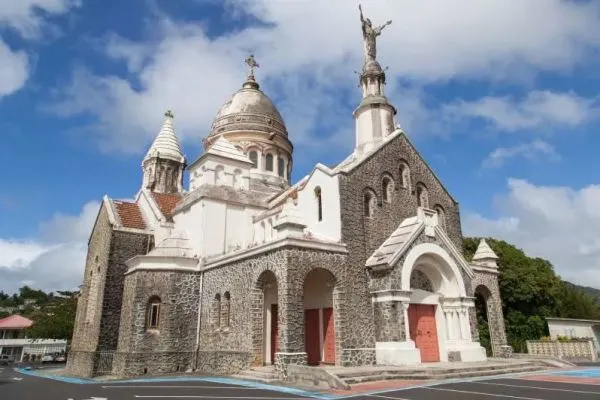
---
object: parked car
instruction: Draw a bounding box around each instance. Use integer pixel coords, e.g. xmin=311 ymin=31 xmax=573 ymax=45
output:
xmin=41 ymin=354 xmax=55 ymax=363
xmin=54 ymin=354 xmax=66 ymax=363
xmin=0 ymin=355 xmax=15 ymax=365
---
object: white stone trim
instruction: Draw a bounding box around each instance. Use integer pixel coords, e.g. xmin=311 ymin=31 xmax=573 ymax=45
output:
xmin=370 ymin=290 xmax=411 ymax=303
xmin=400 ymin=242 xmax=467 ymax=297
xmin=125 ymin=265 xmax=201 ymax=275
xmin=471 ymin=265 xmax=500 ymax=275
xmin=103 ymin=195 xmax=117 ymax=225
xmin=203 ymin=237 xmax=347 ymax=270
xmin=113 ymin=227 xmax=152 ymax=235
xmin=434 ymin=226 xmax=474 ymax=279
xmin=139 ymin=189 xmax=166 ymax=223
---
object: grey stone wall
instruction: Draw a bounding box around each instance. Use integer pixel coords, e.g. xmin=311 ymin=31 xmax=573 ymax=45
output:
xmin=197 ymin=244 xmax=363 ymax=376
xmin=66 ymin=204 xmax=112 ymax=377
xmin=471 ymin=269 xmax=508 ymax=356
xmin=112 ymin=269 xmax=201 ymax=377
xmin=373 ymin=301 xmax=405 ymax=342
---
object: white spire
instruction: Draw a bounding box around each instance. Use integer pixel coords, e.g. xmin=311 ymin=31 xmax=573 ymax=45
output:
xmin=472 ymin=239 xmax=499 ymax=268
xmin=145 ymin=110 xmax=185 ymax=163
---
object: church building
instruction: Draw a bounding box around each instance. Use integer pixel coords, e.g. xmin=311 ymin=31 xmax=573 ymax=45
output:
xmin=66 ymin=8 xmax=510 ymax=379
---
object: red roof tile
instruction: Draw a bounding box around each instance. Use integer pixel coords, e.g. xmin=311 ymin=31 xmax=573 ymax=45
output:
xmin=114 ymin=201 xmax=147 ymax=230
xmin=0 ymin=315 xmax=33 ymax=329
xmin=151 ymin=193 xmax=182 ymax=222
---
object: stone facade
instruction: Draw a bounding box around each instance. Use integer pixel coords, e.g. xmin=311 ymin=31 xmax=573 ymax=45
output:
xmin=472 ymin=269 xmax=508 ymax=356
xmin=67 ymin=203 xmax=153 ymax=378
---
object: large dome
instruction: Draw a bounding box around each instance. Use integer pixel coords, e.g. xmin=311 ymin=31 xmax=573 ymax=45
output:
xmin=208 ymin=78 xmax=288 ymax=140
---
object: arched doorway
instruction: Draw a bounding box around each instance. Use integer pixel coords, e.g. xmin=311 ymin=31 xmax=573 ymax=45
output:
xmin=401 ymin=243 xmax=476 ymax=363
xmin=251 ymin=270 xmax=278 ymax=366
xmin=474 ymin=285 xmax=492 ymax=356
xmin=303 ymin=268 xmax=336 ymax=365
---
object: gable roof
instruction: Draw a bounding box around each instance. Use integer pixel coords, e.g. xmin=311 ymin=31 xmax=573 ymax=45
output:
xmin=0 ymin=314 xmax=33 ymax=329
xmin=113 ymin=200 xmax=147 ymax=230
xmin=151 ymin=192 xmax=182 ymax=222
xmin=366 ymin=208 xmax=473 ymax=278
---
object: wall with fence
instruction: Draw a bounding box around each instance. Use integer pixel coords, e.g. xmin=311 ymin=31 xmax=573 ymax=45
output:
xmin=526 ymin=339 xmax=597 ymax=361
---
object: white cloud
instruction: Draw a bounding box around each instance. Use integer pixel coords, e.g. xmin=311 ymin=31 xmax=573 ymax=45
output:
xmin=445 ymin=91 xmax=597 ymax=131
xmin=463 ymin=179 xmax=600 ymax=289
xmin=0 ymin=0 xmax=80 ymax=99
xmin=481 ymin=140 xmax=560 ymax=169
xmin=49 ymin=0 xmax=600 ymax=154
xmin=0 ymin=200 xmax=99 ymax=293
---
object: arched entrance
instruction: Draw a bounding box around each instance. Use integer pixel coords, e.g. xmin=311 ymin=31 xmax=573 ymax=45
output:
xmin=400 ymin=243 xmax=482 ymax=363
xmin=474 ymin=285 xmax=492 ymax=356
xmin=251 ymin=270 xmax=278 ymax=366
xmin=303 ymin=268 xmax=336 ymax=365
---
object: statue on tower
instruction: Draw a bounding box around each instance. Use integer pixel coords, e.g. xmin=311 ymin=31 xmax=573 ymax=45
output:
xmin=245 ymin=54 xmax=260 ymax=79
xmin=359 ymin=4 xmax=392 ymax=62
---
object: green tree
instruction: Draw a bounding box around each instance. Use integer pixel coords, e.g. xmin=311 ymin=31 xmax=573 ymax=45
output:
xmin=23 ymin=293 xmax=78 ymax=340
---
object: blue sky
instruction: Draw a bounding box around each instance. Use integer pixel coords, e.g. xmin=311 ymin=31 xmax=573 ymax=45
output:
xmin=1 ymin=0 xmax=600 ymax=293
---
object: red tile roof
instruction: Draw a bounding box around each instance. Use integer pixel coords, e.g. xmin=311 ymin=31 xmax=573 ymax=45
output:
xmin=0 ymin=315 xmax=33 ymax=329
xmin=114 ymin=201 xmax=147 ymax=230
xmin=151 ymin=193 xmax=182 ymax=222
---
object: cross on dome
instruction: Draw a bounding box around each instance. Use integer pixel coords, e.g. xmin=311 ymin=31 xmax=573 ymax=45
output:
xmin=165 ymin=109 xmax=174 ymax=119
xmin=245 ymin=54 xmax=260 ymax=78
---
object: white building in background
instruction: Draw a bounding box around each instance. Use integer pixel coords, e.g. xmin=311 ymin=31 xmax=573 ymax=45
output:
xmin=0 ymin=315 xmax=67 ymax=362
xmin=546 ymin=317 xmax=600 ymax=355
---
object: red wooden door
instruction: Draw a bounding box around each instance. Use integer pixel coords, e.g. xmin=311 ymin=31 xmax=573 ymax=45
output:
xmin=322 ymin=307 xmax=335 ymax=364
xmin=304 ymin=309 xmax=321 ymax=365
xmin=408 ymin=304 xmax=440 ymax=362
xmin=270 ymin=304 xmax=279 ymax=364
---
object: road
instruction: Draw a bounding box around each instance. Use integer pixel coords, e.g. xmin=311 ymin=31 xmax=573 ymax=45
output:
xmin=2 ymin=364 xmax=600 ymax=400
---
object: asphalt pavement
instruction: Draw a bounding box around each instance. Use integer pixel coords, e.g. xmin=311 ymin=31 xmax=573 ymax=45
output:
xmin=2 ymin=364 xmax=600 ymax=400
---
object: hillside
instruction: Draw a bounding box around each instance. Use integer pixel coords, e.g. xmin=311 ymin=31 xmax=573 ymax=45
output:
xmin=565 ymin=282 xmax=600 ymax=305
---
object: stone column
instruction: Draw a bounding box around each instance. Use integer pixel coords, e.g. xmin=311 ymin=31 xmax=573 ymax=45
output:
xmin=373 ymin=301 xmax=405 ymax=342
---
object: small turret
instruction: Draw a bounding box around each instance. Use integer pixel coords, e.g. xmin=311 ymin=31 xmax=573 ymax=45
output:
xmin=472 ymin=239 xmax=499 ymax=269
xmin=142 ymin=110 xmax=186 ymax=194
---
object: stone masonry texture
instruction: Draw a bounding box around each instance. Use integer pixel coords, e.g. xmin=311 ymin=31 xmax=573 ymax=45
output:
xmin=471 ymin=270 xmax=508 ymax=356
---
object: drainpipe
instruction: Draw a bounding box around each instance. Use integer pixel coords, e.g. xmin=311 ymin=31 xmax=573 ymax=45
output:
xmin=193 ymin=262 xmax=204 ymax=371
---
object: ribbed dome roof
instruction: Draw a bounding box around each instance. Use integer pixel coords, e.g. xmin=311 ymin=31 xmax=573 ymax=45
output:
xmin=208 ymin=77 xmax=287 ymax=139
xmin=145 ymin=110 xmax=185 ymax=163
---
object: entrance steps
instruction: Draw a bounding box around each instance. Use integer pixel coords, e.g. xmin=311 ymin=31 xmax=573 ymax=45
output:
xmin=233 ymin=365 xmax=279 ymax=383
xmin=328 ymin=360 xmax=549 ymax=386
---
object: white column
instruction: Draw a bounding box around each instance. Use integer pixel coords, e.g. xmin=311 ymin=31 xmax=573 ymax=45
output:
xmin=403 ymin=303 xmax=411 ymax=341
xmin=459 ymin=309 xmax=470 ymax=340
xmin=444 ymin=309 xmax=453 ymax=340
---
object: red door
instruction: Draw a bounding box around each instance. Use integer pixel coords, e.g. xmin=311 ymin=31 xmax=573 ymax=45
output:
xmin=270 ymin=304 xmax=279 ymax=364
xmin=322 ymin=307 xmax=336 ymax=364
xmin=304 ymin=309 xmax=320 ymax=365
xmin=408 ymin=304 xmax=440 ymax=362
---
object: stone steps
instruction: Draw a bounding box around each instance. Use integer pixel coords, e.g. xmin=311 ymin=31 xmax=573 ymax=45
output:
xmin=336 ymin=363 xmax=547 ymax=386
xmin=233 ymin=366 xmax=279 ymax=383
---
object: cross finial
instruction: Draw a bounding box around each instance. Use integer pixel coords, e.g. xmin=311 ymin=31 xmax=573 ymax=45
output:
xmin=244 ymin=54 xmax=260 ymax=78
xmin=165 ymin=110 xmax=174 ymax=119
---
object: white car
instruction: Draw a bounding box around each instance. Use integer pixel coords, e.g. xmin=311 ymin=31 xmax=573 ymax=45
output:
xmin=41 ymin=354 xmax=54 ymax=363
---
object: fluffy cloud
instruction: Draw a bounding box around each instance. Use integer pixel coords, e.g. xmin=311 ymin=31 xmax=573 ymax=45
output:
xmin=0 ymin=0 xmax=80 ymax=98
xmin=463 ymin=179 xmax=600 ymax=288
xmin=445 ymin=91 xmax=598 ymax=132
xmin=481 ymin=140 xmax=560 ymax=169
xmin=49 ymin=0 xmax=600 ymax=154
xmin=0 ymin=201 xmax=99 ymax=293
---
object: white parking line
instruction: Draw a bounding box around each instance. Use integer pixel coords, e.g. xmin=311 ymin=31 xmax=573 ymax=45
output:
xmin=421 ymin=386 xmax=544 ymax=399
xmin=102 ymin=385 xmax=264 ymax=389
xmin=473 ymin=381 xmax=600 ymax=394
xmin=368 ymin=394 xmax=410 ymax=400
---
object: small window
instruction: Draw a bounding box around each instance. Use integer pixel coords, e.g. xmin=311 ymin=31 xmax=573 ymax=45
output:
xmin=265 ymin=154 xmax=274 ymax=172
xmin=278 ymin=157 xmax=285 ymax=177
xmin=213 ymin=294 xmax=221 ymax=329
xmin=314 ymin=186 xmax=323 ymax=222
xmin=249 ymin=151 xmax=258 ymax=168
xmin=416 ymin=184 xmax=429 ymax=208
xmin=363 ymin=190 xmax=376 ymax=217
xmin=435 ymin=205 xmax=446 ymax=231
xmin=399 ymin=162 xmax=411 ymax=190
xmin=382 ymin=176 xmax=394 ymax=203
xmin=222 ymin=292 xmax=231 ymax=328
xmin=147 ymin=296 xmax=161 ymax=330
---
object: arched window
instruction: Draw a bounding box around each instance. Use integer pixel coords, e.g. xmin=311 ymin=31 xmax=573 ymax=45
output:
xmin=249 ymin=151 xmax=258 ymax=168
xmin=147 ymin=296 xmax=161 ymax=330
xmin=434 ymin=205 xmax=446 ymax=231
xmin=233 ymin=169 xmax=242 ymax=189
xmin=363 ymin=189 xmax=377 ymax=218
xmin=416 ymin=183 xmax=429 ymax=208
xmin=314 ymin=186 xmax=323 ymax=221
xmin=382 ymin=175 xmax=395 ymax=203
xmin=213 ymin=294 xmax=221 ymax=329
xmin=399 ymin=161 xmax=411 ymax=190
xmin=265 ymin=154 xmax=274 ymax=172
xmin=277 ymin=157 xmax=285 ymax=177
xmin=222 ymin=292 xmax=231 ymax=328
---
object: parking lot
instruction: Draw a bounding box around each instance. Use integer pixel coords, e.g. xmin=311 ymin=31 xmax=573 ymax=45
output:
xmin=1 ymin=365 xmax=600 ymax=400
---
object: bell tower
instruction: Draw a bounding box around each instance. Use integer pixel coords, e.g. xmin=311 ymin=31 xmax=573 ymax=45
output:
xmin=354 ymin=5 xmax=397 ymax=154
xmin=142 ymin=110 xmax=186 ymax=194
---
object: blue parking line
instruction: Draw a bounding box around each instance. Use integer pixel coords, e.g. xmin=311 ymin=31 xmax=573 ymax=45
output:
xmin=547 ymin=367 xmax=600 ymax=378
